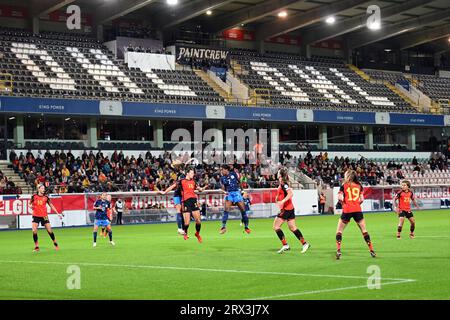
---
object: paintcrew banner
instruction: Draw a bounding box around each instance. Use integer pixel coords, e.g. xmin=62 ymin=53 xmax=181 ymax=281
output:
xmin=175 ymin=45 xmax=229 ymax=61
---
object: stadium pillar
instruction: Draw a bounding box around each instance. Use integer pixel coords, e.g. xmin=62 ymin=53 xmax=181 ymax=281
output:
xmin=365 ymin=126 xmax=374 ymax=150
xmin=258 ymin=41 xmax=265 ymax=55
xmin=318 ymin=125 xmax=328 ymax=150
xmin=408 ymin=128 xmax=416 ymax=151
xmin=32 ymin=17 xmax=40 ymax=34
xmin=300 ymin=45 xmax=311 ymax=59
xmin=87 ymin=118 xmax=98 ymax=149
xmin=13 ymin=115 xmax=24 ymax=148
xmin=96 ymin=25 xmax=104 ymax=42
xmin=153 ymin=120 xmax=163 ymax=149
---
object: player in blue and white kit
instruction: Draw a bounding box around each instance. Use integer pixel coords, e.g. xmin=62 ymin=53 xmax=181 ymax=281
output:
xmin=219 ymin=165 xmax=250 ymax=234
xmin=92 ymin=192 xmax=115 ymax=247
xmin=160 ymin=167 xmax=186 ymax=235
xmin=240 ymin=191 xmax=251 ymax=228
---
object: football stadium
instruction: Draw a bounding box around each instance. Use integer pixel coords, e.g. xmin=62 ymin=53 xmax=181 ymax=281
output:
xmin=0 ymin=0 xmax=449 ymax=305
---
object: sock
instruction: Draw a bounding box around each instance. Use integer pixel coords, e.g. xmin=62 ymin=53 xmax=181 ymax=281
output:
xmin=195 ymin=223 xmax=201 ymax=234
xmin=241 ymin=211 xmax=249 ymax=228
xmin=33 ymin=233 xmax=38 ymax=247
xmin=410 ymin=223 xmax=415 ymax=234
xmin=336 ymin=232 xmax=342 ymax=251
xmin=93 ymin=231 xmax=97 ymax=243
xmin=183 ymin=224 xmax=189 ymax=235
xmin=176 ymin=213 xmax=183 ymax=229
xmin=48 ymin=231 xmax=55 ymax=241
xmin=275 ymin=229 xmax=287 ymax=245
xmin=292 ymin=229 xmax=306 ymax=245
xmin=397 ymin=225 xmax=402 ymax=236
xmin=108 ymin=231 xmax=113 ymax=241
xmin=101 ymin=227 xmax=105 ymax=236
xmin=48 ymin=232 xmax=57 ymax=246
xmin=363 ymin=232 xmax=373 ymax=251
xmin=222 ymin=211 xmax=229 ymax=228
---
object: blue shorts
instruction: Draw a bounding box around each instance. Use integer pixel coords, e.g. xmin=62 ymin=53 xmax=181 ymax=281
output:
xmin=173 ymin=196 xmax=182 ymax=206
xmin=225 ymin=191 xmax=244 ymax=204
xmin=95 ymin=219 xmax=110 ymax=227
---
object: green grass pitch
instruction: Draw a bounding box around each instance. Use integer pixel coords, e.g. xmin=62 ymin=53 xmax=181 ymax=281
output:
xmin=0 ymin=210 xmax=449 ymax=300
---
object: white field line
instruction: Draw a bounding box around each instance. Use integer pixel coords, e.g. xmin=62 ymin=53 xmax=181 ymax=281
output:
xmin=246 ymin=279 xmax=416 ymax=300
xmin=412 ymin=236 xmax=450 ymax=238
xmin=0 ymin=260 xmax=415 ymax=282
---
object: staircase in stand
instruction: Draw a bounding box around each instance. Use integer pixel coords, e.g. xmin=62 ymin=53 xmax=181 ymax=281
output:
xmin=0 ymin=160 xmax=31 ymax=193
xmin=348 ymin=64 xmax=421 ymax=112
xmin=193 ymin=69 xmax=230 ymax=100
xmin=384 ymin=82 xmax=420 ymax=111
xmin=347 ymin=64 xmax=370 ymax=81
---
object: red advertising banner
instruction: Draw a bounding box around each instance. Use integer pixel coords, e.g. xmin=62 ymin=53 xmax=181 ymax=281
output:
xmin=0 ymin=196 xmax=63 ymax=216
xmin=0 ymin=5 xmax=28 ymax=19
xmin=364 ymin=186 xmax=450 ymax=200
xmin=222 ymin=29 xmax=255 ymax=41
xmin=312 ymin=39 xmax=343 ymax=50
xmin=0 ymin=190 xmax=278 ymax=216
xmin=86 ymin=190 xmax=277 ymax=210
xmin=266 ymin=34 xmax=301 ymax=46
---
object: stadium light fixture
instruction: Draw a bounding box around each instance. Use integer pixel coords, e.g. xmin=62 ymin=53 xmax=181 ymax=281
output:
xmin=206 ymin=10 xmax=212 ymax=15
xmin=278 ymin=11 xmax=287 ymax=18
xmin=167 ymin=0 xmax=178 ymax=6
xmin=325 ymin=16 xmax=335 ymax=24
xmin=8 ymin=117 xmax=15 ymax=120
xmin=384 ymin=48 xmax=392 ymax=52
xmin=448 ymin=37 xmax=450 ymax=42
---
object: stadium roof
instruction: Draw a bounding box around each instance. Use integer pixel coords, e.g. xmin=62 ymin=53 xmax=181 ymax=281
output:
xmin=10 ymin=0 xmax=450 ymax=53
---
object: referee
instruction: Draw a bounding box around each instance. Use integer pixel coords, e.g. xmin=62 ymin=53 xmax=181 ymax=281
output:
xmin=115 ymin=198 xmax=125 ymax=225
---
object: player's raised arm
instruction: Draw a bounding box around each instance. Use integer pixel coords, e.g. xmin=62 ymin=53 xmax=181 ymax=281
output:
xmin=196 ymin=181 xmax=205 ymax=193
xmin=159 ymin=181 xmax=177 ymax=195
xmin=93 ymin=198 xmax=102 ymax=210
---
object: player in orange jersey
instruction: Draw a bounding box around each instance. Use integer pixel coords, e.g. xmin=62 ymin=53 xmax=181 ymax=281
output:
xmin=30 ymin=184 xmax=64 ymax=252
xmin=394 ymin=180 xmax=420 ymax=239
xmin=273 ymin=168 xmax=310 ymax=254
xmin=335 ymin=170 xmax=376 ymax=260
xmin=179 ymin=167 xmax=204 ymax=243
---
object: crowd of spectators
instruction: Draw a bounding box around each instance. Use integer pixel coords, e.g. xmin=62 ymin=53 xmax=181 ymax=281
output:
xmin=298 ymin=152 xmax=384 ymax=187
xmin=0 ymin=170 xmax=19 ymax=195
xmin=9 ymin=149 xmax=279 ymax=194
xmin=299 ymin=152 xmax=448 ymax=187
